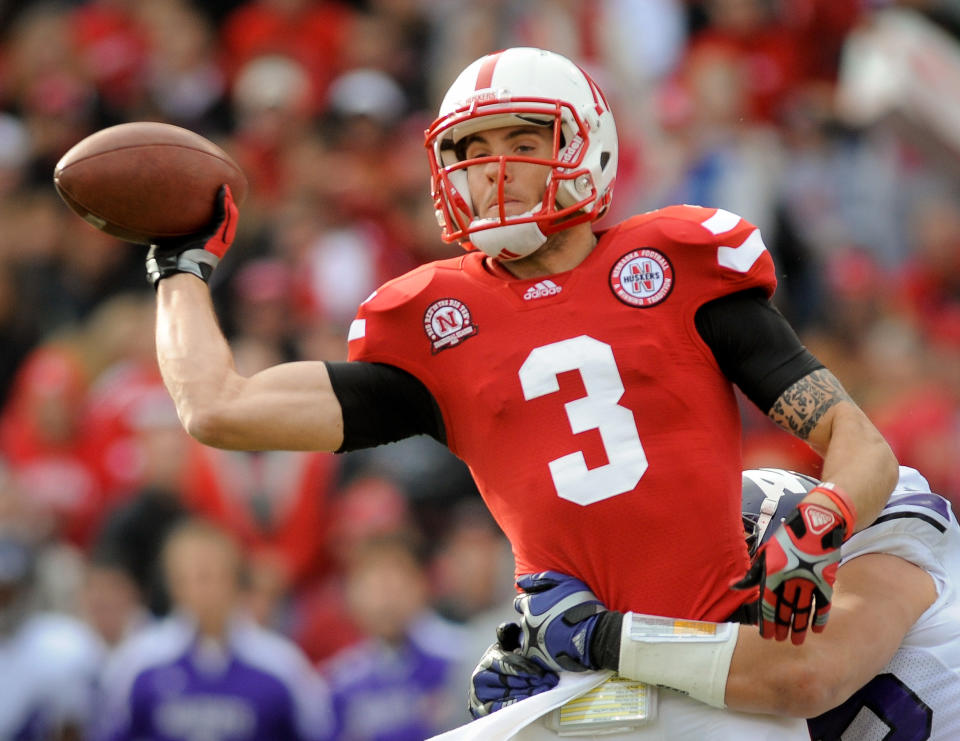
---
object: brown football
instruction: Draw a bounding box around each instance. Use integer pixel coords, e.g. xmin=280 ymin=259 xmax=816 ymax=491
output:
xmin=53 ymin=122 xmax=248 ymax=244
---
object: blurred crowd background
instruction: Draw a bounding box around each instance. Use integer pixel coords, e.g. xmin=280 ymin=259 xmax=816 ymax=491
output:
xmin=0 ymin=0 xmax=959 ymax=738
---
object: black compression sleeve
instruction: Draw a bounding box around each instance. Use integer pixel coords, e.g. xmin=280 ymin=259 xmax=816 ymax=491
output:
xmin=694 ymin=289 xmax=824 ymax=413
xmin=324 ymin=361 xmax=446 ymax=452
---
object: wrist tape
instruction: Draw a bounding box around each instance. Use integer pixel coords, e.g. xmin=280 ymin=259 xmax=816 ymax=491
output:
xmin=617 ymin=612 xmax=739 ymax=709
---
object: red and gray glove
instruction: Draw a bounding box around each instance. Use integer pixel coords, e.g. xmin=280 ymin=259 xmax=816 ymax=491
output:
xmin=734 ymin=492 xmax=852 ymax=645
xmin=146 ymin=184 xmax=238 ymax=287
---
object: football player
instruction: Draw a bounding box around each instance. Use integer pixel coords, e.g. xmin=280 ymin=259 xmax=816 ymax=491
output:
xmin=148 ymin=47 xmax=897 ymax=734
xmin=462 ymin=465 xmax=960 ymax=740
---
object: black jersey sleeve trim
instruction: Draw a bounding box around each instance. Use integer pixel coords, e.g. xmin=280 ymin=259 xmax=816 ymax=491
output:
xmin=324 ymin=361 xmax=446 ymax=452
xmin=694 ymin=289 xmax=824 ymax=414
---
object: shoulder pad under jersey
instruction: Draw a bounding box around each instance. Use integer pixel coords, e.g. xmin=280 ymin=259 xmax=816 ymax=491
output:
xmin=620 ymin=205 xmax=777 ymax=298
xmin=347 ymin=255 xmax=475 ymax=369
xmin=842 ymin=488 xmax=957 ymax=581
xmin=357 ymin=257 xmax=460 ymax=315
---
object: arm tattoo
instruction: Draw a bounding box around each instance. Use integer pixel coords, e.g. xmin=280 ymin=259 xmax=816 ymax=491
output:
xmin=768 ymin=369 xmax=853 ymax=440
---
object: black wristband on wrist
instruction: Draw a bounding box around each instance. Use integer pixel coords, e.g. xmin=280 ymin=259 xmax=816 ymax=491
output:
xmin=145 ymin=245 xmax=220 ymax=288
xmin=589 ymin=610 xmax=624 ymax=671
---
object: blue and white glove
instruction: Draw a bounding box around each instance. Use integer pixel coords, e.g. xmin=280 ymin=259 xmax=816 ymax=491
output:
xmin=514 ymin=571 xmax=607 ymax=672
xmin=469 ymin=622 xmax=559 ymax=718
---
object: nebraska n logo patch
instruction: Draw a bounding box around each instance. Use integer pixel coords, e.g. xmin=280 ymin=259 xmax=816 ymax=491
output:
xmin=610 ymin=248 xmax=674 ymax=307
xmin=423 ymin=298 xmax=478 ymax=353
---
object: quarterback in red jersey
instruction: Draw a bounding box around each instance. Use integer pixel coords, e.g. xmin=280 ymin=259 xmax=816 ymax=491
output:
xmin=148 ymin=48 xmax=896 ymax=653
xmin=348 ymin=203 xmax=778 ymax=622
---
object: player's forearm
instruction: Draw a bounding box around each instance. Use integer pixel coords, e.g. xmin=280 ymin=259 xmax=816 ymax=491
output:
xmin=607 ymin=606 xmax=877 ymax=717
xmin=725 ymin=628 xmax=840 ymax=716
xmin=769 ymin=369 xmax=897 ymax=532
xmin=155 ymin=273 xmax=242 ymax=442
xmin=809 ymin=402 xmax=898 ymax=532
xmin=612 ymin=614 xmax=850 ymax=717
xmin=727 ymin=551 xmax=926 ymax=716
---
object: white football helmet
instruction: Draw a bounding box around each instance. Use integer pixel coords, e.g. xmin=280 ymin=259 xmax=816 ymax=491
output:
xmin=425 ymin=47 xmax=618 ymax=261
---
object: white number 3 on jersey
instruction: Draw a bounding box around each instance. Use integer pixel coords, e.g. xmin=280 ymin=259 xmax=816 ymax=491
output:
xmin=519 ymin=335 xmax=648 ymax=506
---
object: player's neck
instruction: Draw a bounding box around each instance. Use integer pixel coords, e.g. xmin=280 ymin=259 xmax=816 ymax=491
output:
xmin=495 ymin=222 xmax=597 ymax=280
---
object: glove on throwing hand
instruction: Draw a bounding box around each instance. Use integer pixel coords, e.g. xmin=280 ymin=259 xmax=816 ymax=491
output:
xmin=514 ymin=571 xmax=606 ymax=672
xmin=734 ymin=501 xmax=847 ymax=645
xmin=146 ymin=184 xmax=238 ymax=287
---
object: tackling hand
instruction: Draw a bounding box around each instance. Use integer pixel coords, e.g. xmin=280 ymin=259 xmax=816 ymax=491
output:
xmin=733 ymin=501 xmax=848 ymax=645
xmin=469 ymin=622 xmax=559 ymax=718
xmin=146 ymin=184 xmax=238 ymax=287
xmin=514 ymin=571 xmax=606 ymax=672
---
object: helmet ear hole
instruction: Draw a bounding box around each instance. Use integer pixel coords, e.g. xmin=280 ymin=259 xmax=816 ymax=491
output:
xmin=600 ymin=152 xmax=610 ymax=169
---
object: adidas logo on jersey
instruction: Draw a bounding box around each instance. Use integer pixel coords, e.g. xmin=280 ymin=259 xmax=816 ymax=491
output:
xmin=523 ymin=279 xmax=562 ymax=300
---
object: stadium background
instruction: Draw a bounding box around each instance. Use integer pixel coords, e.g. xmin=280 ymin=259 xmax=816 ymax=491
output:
xmin=0 ymin=0 xmax=958 ymax=737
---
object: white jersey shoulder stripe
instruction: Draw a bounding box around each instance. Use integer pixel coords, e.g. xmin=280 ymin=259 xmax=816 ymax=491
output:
xmin=700 ymin=208 xmax=741 ymax=235
xmin=717 ymin=228 xmax=767 ymax=273
xmin=348 ymin=319 xmax=366 ymax=341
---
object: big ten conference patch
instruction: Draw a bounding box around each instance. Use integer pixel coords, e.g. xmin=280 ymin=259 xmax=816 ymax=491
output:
xmin=609 ymin=248 xmax=674 ymax=307
xmin=423 ymin=298 xmax=478 ymax=353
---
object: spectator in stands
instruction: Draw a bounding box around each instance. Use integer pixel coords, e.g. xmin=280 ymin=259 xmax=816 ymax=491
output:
xmin=97 ymin=518 xmax=333 ymax=741
xmin=133 ymin=0 xmax=231 ymax=135
xmin=0 ymin=532 xmax=104 ymax=741
xmin=430 ymin=500 xmax=519 ymax=726
xmin=0 ymin=341 xmax=104 ymax=547
xmin=219 ymin=0 xmax=356 ymax=112
xmin=179 ymin=442 xmax=339 ymax=627
xmin=291 ymin=475 xmax=413 ymax=664
xmin=322 ymin=533 xmax=465 ymax=739
xmin=78 ymin=552 xmax=150 ymax=651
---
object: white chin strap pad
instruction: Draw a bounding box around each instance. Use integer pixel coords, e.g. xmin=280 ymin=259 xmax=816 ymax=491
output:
xmin=468 ymin=217 xmax=548 ymax=260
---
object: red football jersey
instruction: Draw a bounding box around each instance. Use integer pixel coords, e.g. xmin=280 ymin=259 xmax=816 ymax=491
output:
xmin=348 ymin=205 xmax=778 ymax=621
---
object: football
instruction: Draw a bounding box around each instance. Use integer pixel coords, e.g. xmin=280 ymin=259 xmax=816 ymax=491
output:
xmin=53 ymin=122 xmax=248 ymax=244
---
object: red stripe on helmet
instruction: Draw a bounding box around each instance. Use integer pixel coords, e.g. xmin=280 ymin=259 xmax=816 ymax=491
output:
xmin=575 ymin=63 xmax=607 ymax=115
xmin=475 ymin=51 xmax=504 ymax=90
